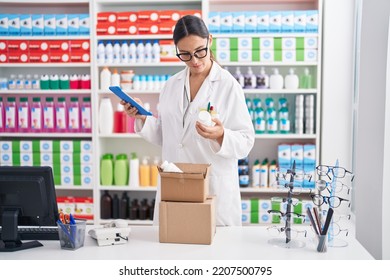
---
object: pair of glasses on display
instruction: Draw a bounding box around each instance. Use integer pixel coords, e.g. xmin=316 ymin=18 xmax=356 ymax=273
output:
xmin=310 ymin=193 xmax=351 ymax=208
xmin=267 ymin=225 xmax=307 ymax=238
xmin=267 ymin=210 xmax=306 ymax=222
xmin=309 ymin=221 xmax=349 ymax=237
xmin=176 ymin=39 xmax=209 ymax=62
xmin=316 ymin=179 xmax=352 ymax=194
xmin=271 ymin=197 xmax=301 ymax=206
xmin=316 ymin=165 xmax=355 ymax=182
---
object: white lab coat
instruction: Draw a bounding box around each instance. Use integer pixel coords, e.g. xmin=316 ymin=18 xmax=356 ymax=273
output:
xmin=136 ymin=62 xmax=255 ymax=226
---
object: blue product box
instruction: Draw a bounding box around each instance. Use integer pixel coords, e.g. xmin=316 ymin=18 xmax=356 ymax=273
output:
xmin=8 ymin=14 xmax=20 ymax=36
xmin=20 ymin=14 xmax=32 ymax=36
xmin=56 ymin=14 xmax=68 ymax=36
xmin=44 ymin=14 xmax=56 ymax=36
xmin=78 ymin=14 xmax=90 ymax=35
xmin=303 ymin=144 xmax=316 ymax=165
xmin=208 ymin=12 xmax=220 ymax=33
xmin=269 ymin=11 xmax=281 ymax=33
xmin=303 ymin=165 xmax=315 ymax=188
xmin=0 ymin=14 xmax=9 ymax=36
xmin=67 ymin=14 xmax=79 ymax=35
xmin=232 ymin=12 xmax=245 ymax=33
xmin=32 ymin=14 xmax=44 ymax=36
xmin=281 ymin=11 xmax=294 ymax=33
xmin=257 ymin=11 xmax=269 ymax=33
xmin=294 ymin=10 xmax=306 ymax=33
xmin=220 ymin=12 xmax=233 ymax=33
xmin=291 ymin=144 xmax=303 ymax=166
xmin=306 ymin=10 xmax=319 ymax=33
xmin=244 ymin=12 xmax=257 ymax=33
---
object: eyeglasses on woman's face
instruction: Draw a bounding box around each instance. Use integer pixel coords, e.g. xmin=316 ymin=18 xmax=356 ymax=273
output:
xmin=176 ymin=39 xmax=209 ymax=62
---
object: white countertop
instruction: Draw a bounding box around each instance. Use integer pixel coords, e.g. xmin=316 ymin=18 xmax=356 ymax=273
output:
xmin=1 ymin=225 xmax=373 ymax=260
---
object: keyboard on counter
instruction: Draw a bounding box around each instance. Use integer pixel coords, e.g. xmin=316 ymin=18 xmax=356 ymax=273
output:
xmin=0 ymin=226 xmax=59 ymax=241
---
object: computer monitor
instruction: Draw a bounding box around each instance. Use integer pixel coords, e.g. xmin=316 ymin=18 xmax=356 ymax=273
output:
xmin=0 ymin=166 xmax=59 ymax=252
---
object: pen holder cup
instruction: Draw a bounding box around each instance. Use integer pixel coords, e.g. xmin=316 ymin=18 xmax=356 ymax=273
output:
xmin=57 ymin=219 xmax=86 ymax=250
xmin=316 ymin=234 xmax=328 ymax=253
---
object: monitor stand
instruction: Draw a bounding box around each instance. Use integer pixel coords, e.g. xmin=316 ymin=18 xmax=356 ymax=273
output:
xmin=0 ymin=209 xmax=43 ymax=252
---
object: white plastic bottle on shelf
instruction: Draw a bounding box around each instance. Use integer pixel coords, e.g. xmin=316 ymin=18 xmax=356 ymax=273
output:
xmin=129 ymin=40 xmax=136 ymax=63
xmin=120 ymin=41 xmax=129 ymax=64
xmin=24 ymin=74 xmax=32 ymax=89
xmin=144 ymin=40 xmax=152 ymax=63
xmin=132 ymin=75 xmax=140 ymax=90
xmin=269 ymin=68 xmax=284 ymax=90
xmin=233 ymin=67 xmax=244 ymax=88
xmin=113 ymin=41 xmax=121 ymax=64
xmin=152 ymin=40 xmax=160 ymax=63
xmin=99 ymin=97 xmax=114 ymax=134
xmin=16 ymin=74 xmax=24 ymax=90
xmin=256 ymin=67 xmax=269 ymax=89
xmin=111 ymin=68 xmax=120 ymax=87
xmin=136 ymin=41 xmax=145 ymax=63
xmin=129 ymin=152 xmax=140 ymax=188
xmin=105 ymin=41 xmax=114 ymax=64
xmin=100 ymin=67 xmax=111 ymax=90
xmin=244 ymin=67 xmax=256 ymax=89
xmin=140 ymin=75 xmax=147 ymax=90
xmin=284 ymin=68 xmax=299 ymax=90
xmin=97 ymin=41 xmax=105 ymax=64
xmin=32 ymin=74 xmax=40 ymax=89
xmin=8 ymin=74 xmax=17 ymax=90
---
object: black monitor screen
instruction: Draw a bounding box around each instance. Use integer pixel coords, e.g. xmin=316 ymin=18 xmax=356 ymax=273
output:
xmin=0 ymin=166 xmax=59 ymax=252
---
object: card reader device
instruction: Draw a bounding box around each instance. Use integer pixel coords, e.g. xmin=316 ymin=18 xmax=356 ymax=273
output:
xmin=88 ymin=219 xmax=131 ymax=246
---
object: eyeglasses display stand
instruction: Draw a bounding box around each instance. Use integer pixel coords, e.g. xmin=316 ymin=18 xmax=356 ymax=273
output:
xmin=268 ymin=161 xmax=306 ymax=249
xmin=315 ymin=159 xmax=353 ymax=248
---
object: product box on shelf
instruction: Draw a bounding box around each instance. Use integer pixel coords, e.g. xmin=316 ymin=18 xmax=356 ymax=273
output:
xmin=74 ymin=197 xmax=94 ymax=220
xmin=158 ymin=163 xmax=210 ymax=202
xmin=208 ymin=12 xmax=220 ymax=33
xmin=96 ymin=22 xmax=116 ymax=35
xmin=97 ymin=12 xmax=117 ymax=23
xmin=117 ymin=11 xmax=138 ymax=23
xmin=306 ymin=10 xmax=319 ymax=33
xmin=159 ymin=10 xmax=181 ymax=22
xmin=20 ymin=14 xmax=32 ymax=36
xmin=137 ymin=10 xmax=159 ymax=22
xmin=44 ymin=14 xmax=56 ymax=36
xmin=8 ymin=14 xmax=20 ymax=36
xmin=219 ymin=12 xmax=233 ymax=33
xmin=0 ymin=14 xmax=8 ymax=36
xmin=32 ymin=14 xmax=44 ymax=36
xmin=232 ymin=12 xmax=245 ymax=33
xmin=78 ymin=14 xmax=90 ymax=35
xmin=70 ymin=40 xmax=89 ymax=51
xmin=294 ymin=11 xmax=307 ymax=32
xmin=269 ymin=11 xmax=282 ymax=33
xmin=57 ymin=196 xmax=76 ymax=216
xmin=281 ymin=11 xmax=294 ymax=33
xmin=159 ymin=40 xmax=178 ymax=62
xmin=116 ymin=22 xmax=137 ymax=35
xmin=158 ymin=21 xmax=175 ymax=34
xmin=159 ymin=196 xmax=216 ymax=245
xmin=138 ymin=22 xmax=159 ymax=35
xmin=245 ymin=12 xmax=257 ymax=33
xmin=55 ymin=14 xmax=68 ymax=36
xmin=67 ymin=14 xmax=79 ymax=35
xmin=257 ymin=11 xmax=269 ymax=33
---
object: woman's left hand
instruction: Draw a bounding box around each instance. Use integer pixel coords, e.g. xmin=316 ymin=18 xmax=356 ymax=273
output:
xmin=195 ymin=118 xmax=225 ymax=146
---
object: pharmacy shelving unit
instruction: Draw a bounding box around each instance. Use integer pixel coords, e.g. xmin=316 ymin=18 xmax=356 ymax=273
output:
xmin=92 ymin=0 xmax=206 ymax=225
xmin=207 ymin=0 xmax=322 ymax=203
xmin=0 ymin=0 xmax=94 ymax=222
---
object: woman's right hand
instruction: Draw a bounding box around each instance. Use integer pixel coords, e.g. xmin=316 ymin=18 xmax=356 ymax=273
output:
xmin=120 ymin=99 xmax=147 ymax=122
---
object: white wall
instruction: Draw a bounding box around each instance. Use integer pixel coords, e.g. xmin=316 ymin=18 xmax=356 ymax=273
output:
xmin=321 ymin=0 xmax=355 ymax=172
xmin=354 ymin=0 xmax=390 ymax=260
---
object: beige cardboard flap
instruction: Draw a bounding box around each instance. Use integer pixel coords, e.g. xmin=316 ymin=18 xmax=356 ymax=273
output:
xmin=158 ymin=163 xmax=210 ymax=179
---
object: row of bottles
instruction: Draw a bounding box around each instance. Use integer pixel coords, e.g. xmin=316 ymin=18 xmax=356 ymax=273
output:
xmin=238 ymin=157 xmax=278 ymax=188
xmin=101 ymin=191 xmax=155 ymax=221
xmin=98 ymin=97 xmax=151 ymax=134
xmin=100 ymin=152 xmax=160 ymax=187
xmin=0 ymin=96 xmax=91 ymax=133
xmin=230 ymin=66 xmax=313 ymax=90
xmin=97 ymin=40 xmax=160 ymax=64
xmin=100 ymin=67 xmax=170 ymax=91
xmin=246 ymin=97 xmax=291 ymax=134
xmin=0 ymin=73 xmax=91 ymax=91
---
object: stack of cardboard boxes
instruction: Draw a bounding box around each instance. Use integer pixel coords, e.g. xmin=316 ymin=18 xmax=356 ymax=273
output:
xmin=158 ymin=163 xmax=216 ymax=245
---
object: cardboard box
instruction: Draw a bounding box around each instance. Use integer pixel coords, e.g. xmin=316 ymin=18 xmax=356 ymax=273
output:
xmin=159 ymin=196 xmax=216 ymax=245
xmin=159 ymin=163 xmax=210 ymax=202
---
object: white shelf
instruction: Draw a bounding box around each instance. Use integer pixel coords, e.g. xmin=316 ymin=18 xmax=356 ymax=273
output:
xmin=0 ymin=63 xmax=91 ymax=67
xmin=243 ymin=89 xmax=317 ymax=94
xmin=0 ymin=36 xmax=90 ymax=40
xmin=97 ymin=62 xmax=182 ymax=67
xmin=96 ymin=0 xmax=200 ymax=4
xmin=98 ymin=186 xmax=157 ymax=192
xmin=240 ymin=187 xmax=313 ymax=193
xmin=221 ymin=62 xmax=318 ymax=66
xmin=213 ymin=33 xmax=319 ymax=38
xmin=98 ymin=133 xmax=141 ymax=139
xmin=98 ymin=89 xmax=160 ymax=95
xmin=97 ymin=35 xmax=173 ymax=40
xmin=0 ymin=90 xmax=91 ymax=94
xmin=0 ymin=0 xmax=89 ymax=3
xmin=254 ymin=134 xmax=316 ymax=139
xmin=0 ymin=133 xmax=92 ymax=138
xmin=55 ymin=185 xmax=94 ymax=191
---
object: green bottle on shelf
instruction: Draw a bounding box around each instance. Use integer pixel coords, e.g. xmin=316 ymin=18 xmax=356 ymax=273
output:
xmin=101 ymin=153 xmax=114 ymax=186
xmin=114 ymin=153 xmax=129 ymax=186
